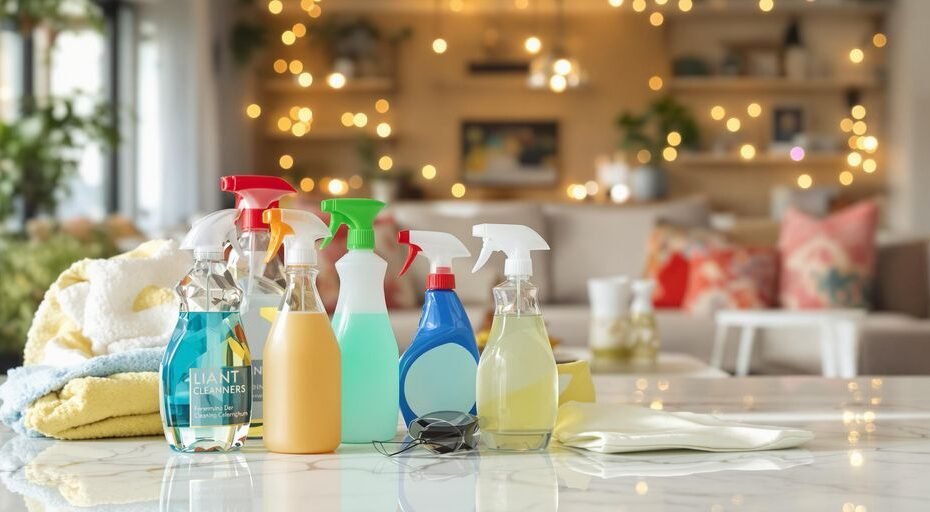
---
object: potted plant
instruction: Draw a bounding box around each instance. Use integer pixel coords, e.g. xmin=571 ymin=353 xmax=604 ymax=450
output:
xmin=616 ymin=96 xmax=699 ymax=201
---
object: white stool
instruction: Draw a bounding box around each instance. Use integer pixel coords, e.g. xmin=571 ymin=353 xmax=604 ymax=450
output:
xmin=711 ymin=309 xmax=865 ymax=378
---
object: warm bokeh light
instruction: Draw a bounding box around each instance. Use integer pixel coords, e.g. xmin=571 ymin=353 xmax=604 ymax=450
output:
xmin=245 ymin=103 xmax=261 ymax=119
xmin=678 ymin=0 xmax=693 ymax=11
xmin=421 ymin=164 xmax=437 ymax=180
xmin=524 ymin=36 xmax=542 ymax=54
xmin=348 ymin=175 xmax=364 ymax=189
xmin=340 ymin=112 xmax=355 ymax=127
xmin=790 ymin=146 xmax=805 ymax=161
xmin=451 ymin=182 xmax=467 ymax=198
xmin=758 ymin=0 xmax=774 ymax=13
xmin=549 ymin=74 xmax=568 ymax=93
xmin=376 ymin=122 xmax=392 ymax=138
xmin=740 ymin=144 xmax=756 ymax=160
xmin=710 ymin=105 xmax=725 ymax=121
xmin=863 ymin=158 xmax=877 ymax=173
xmin=353 ymin=113 xmax=368 ymax=127
xmin=375 ymin=99 xmax=390 ymax=113
xmin=610 ymin=183 xmax=631 ymax=203
xmin=585 ymin=180 xmax=599 ymax=196
xmin=432 ymin=38 xmax=448 ymax=54
xmin=567 ymin=183 xmax=587 ymax=201
xmin=747 ymin=103 xmax=762 ymax=118
xmin=849 ymin=48 xmax=864 ymax=64
xmin=378 ymin=155 xmax=393 ymax=171
xmin=853 ymin=121 xmax=867 ymax=135
xmin=326 ymin=72 xmax=346 ymax=89
xmin=797 ymin=174 xmax=813 ymax=189
xmin=861 ymin=136 xmax=878 ymax=153
xmin=667 ymin=131 xmax=682 ymax=146
xmin=608 ymin=0 xmax=624 ymax=7
xmin=726 ymin=117 xmax=741 ymax=132
xmin=553 ymin=58 xmax=573 ymax=76
xmin=291 ymin=123 xmax=307 ymax=137
xmin=873 ymin=33 xmax=887 ymax=48
xmin=281 ymin=30 xmax=296 ymax=46
xmin=288 ymin=106 xmax=301 ymax=119
xmin=662 ymin=146 xmax=678 ymax=161
xmin=648 ymin=75 xmax=663 ymax=91
xmin=307 ymin=3 xmax=322 ymax=17
xmin=840 ymin=118 xmax=854 ymax=132
xmin=273 ymin=59 xmax=288 ymax=74
xmin=298 ymin=107 xmax=313 ymax=123
xmin=292 ymin=23 xmax=307 ymax=38
xmin=636 ymin=149 xmax=651 ymax=164
xmin=328 ymin=178 xmax=348 ymax=196
xmin=289 ymin=60 xmax=303 ymax=74
xmin=848 ymin=151 xmax=863 ymax=167
xmin=268 ymin=0 xmax=283 ymax=14
xmin=298 ymin=72 xmax=313 ymax=88
xmin=277 ymin=117 xmax=292 ymax=132
xmin=839 ymin=170 xmax=854 ymax=186
xmin=851 ymin=105 xmax=867 ymax=120
xmin=299 ymin=177 xmax=315 ymax=192
xmin=649 ymin=12 xmax=664 ymax=26
xmin=632 ymin=0 xmax=646 ymax=12
xmin=279 ymin=154 xmax=294 ymax=170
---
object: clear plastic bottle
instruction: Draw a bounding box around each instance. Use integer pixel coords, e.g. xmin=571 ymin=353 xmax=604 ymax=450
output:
xmin=160 ymin=209 xmax=252 ymax=453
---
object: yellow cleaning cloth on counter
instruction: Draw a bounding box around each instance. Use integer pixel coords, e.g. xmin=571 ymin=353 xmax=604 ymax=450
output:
xmin=23 ymin=373 xmax=161 ymax=440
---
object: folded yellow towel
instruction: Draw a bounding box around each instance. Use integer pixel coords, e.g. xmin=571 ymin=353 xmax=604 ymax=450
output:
xmin=23 ymin=372 xmax=162 ymax=440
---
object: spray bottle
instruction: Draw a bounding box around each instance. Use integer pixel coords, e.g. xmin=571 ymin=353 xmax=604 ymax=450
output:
xmin=220 ymin=175 xmax=296 ymax=438
xmin=472 ymin=223 xmax=557 ymax=451
xmin=397 ymin=230 xmax=478 ymax=426
xmin=261 ymin=208 xmax=341 ymax=454
xmin=160 ymin=209 xmax=252 ymax=453
xmin=320 ymin=198 xmax=399 ymax=443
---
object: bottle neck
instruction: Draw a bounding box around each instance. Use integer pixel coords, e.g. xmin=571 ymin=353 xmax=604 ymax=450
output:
xmin=281 ymin=265 xmax=325 ymax=314
xmin=493 ymin=275 xmax=541 ymax=317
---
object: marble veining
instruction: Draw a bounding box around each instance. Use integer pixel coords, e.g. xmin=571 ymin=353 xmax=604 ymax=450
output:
xmin=1 ymin=376 xmax=929 ymax=511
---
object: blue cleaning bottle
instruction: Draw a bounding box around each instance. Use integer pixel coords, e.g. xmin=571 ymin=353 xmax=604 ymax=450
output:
xmin=397 ymin=230 xmax=479 ymax=426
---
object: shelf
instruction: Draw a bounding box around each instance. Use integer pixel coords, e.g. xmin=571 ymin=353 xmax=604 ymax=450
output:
xmin=263 ymin=76 xmax=395 ymax=94
xmin=263 ymin=129 xmax=397 ymax=141
xmin=672 ymin=151 xmax=847 ymax=167
xmin=664 ymin=0 xmax=888 ymax=18
xmin=668 ymin=77 xmax=882 ymax=94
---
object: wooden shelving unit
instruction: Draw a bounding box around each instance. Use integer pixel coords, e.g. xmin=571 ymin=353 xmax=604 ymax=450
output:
xmin=263 ymin=129 xmax=396 ymax=141
xmin=263 ymin=76 xmax=396 ymax=94
xmin=668 ymin=77 xmax=882 ymax=94
xmin=672 ymin=151 xmax=848 ymax=167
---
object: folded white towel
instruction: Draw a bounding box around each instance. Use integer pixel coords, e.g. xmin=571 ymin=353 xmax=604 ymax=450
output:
xmin=554 ymin=402 xmax=813 ymax=453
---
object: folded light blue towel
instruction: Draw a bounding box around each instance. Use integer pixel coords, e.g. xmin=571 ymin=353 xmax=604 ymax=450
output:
xmin=0 ymin=348 xmax=163 ymax=437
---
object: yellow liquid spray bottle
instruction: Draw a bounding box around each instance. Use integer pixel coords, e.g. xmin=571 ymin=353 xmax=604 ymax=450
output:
xmin=472 ymin=224 xmax=558 ymax=451
xmin=260 ymin=208 xmax=341 ymax=454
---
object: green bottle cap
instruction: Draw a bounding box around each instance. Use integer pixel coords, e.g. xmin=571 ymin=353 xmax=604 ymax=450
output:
xmin=320 ymin=198 xmax=386 ymax=250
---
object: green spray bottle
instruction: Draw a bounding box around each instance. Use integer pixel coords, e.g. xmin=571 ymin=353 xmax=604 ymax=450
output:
xmin=321 ymin=198 xmax=399 ymax=443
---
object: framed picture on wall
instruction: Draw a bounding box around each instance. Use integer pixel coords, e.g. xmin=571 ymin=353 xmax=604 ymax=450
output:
xmin=460 ymin=120 xmax=559 ymax=187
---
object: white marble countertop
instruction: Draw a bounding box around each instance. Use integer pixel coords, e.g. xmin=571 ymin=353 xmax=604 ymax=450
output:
xmin=1 ymin=375 xmax=929 ymax=511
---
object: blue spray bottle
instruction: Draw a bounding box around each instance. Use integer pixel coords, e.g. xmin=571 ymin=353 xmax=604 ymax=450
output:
xmin=397 ymin=230 xmax=479 ymax=425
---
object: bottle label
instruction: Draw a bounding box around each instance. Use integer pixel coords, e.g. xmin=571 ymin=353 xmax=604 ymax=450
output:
xmin=189 ymin=366 xmax=252 ymax=426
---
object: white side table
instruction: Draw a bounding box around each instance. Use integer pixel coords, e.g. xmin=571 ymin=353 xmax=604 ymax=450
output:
xmin=711 ymin=309 xmax=866 ymax=378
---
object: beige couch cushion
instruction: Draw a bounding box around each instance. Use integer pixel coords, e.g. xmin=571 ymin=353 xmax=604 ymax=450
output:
xmin=389 ymin=201 xmax=551 ymax=305
xmin=543 ymin=197 xmax=710 ymax=303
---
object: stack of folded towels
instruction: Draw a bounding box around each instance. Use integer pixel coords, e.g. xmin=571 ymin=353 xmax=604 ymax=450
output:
xmin=0 ymin=240 xmax=189 ymax=440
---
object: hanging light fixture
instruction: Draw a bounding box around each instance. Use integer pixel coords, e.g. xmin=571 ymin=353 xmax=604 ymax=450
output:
xmin=528 ymin=0 xmax=584 ymax=93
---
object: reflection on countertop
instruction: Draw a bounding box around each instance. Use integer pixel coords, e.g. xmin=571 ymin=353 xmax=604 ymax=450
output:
xmin=2 ymin=376 xmax=930 ymax=511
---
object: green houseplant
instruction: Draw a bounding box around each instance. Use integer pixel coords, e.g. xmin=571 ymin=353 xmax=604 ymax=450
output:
xmin=616 ymin=96 xmax=699 ymax=200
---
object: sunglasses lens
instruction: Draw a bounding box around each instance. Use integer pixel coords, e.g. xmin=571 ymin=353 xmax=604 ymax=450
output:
xmin=406 ymin=411 xmax=478 ymax=454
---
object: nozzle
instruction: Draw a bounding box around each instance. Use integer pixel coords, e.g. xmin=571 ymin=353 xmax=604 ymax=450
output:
xmin=319 ymin=198 xmax=385 ymax=250
xmin=263 ymin=208 xmax=330 ymax=266
xmin=398 ymin=230 xmax=471 ymax=290
xmin=220 ymin=175 xmax=297 ymax=231
xmin=180 ymin=209 xmax=243 ymax=261
xmin=471 ymin=224 xmax=549 ymax=277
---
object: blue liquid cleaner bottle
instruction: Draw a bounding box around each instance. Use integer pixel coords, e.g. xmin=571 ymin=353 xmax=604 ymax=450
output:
xmin=397 ymin=230 xmax=478 ymax=426
xmin=160 ymin=209 xmax=252 ymax=453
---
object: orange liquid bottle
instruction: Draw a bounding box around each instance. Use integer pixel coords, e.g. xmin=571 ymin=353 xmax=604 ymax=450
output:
xmin=261 ymin=209 xmax=341 ymax=454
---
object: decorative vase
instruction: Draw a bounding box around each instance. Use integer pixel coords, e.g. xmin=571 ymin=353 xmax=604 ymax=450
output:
xmin=630 ymin=165 xmax=668 ymax=201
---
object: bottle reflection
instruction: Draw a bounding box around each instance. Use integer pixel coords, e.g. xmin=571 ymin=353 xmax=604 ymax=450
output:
xmin=160 ymin=452 xmax=255 ymax=511
xmin=396 ymin=454 xmax=479 ymax=512
xmin=476 ymin=451 xmax=559 ymax=512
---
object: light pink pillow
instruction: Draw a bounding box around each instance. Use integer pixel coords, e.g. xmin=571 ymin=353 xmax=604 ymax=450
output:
xmin=778 ymin=201 xmax=878 ymax=309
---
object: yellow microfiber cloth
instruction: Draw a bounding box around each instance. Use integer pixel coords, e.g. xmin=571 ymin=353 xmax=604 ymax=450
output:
xmin=24 ymin=373 xmax=161 ymax=440
xmin=0 ymin=240 xmax=188 ymax=440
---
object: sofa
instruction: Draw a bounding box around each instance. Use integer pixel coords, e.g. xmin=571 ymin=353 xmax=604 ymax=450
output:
xmin=384 ymin=197 xmax=930 ymax=375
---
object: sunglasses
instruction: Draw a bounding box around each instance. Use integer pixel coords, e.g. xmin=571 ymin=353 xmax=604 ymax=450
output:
xmin=373 ymin=411 xmax=479 ymax=457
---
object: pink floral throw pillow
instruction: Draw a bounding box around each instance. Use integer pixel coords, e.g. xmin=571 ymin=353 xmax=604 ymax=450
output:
xmin=778 ymin=201 xmax=878 ymax=309
xmin=684 ymin=248 xmax=779 ymax=316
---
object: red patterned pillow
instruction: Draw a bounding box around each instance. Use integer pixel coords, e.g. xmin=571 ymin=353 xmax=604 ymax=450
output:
xmin=778 ymin=201 xmax=878 ymax=309
xmin=644 ymin=224 xmax=730 ymax=308
xmin=683 ymin=248 xmax=779 ymax=316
